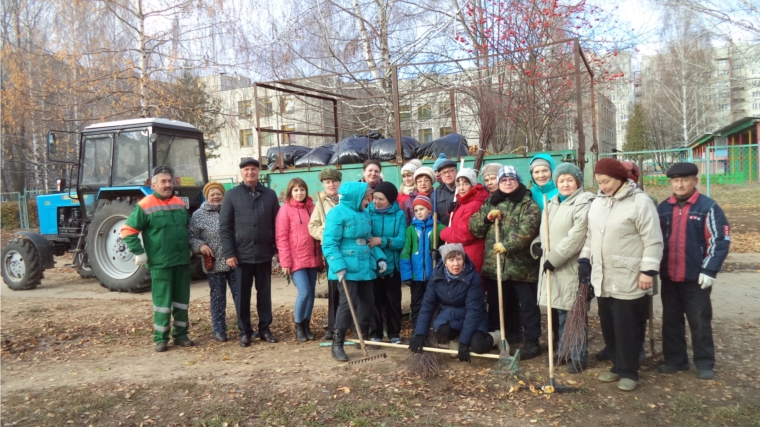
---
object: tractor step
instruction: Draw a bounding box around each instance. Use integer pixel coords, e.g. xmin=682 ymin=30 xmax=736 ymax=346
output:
xmin=67 ymin=249 xmax=83 ymax=253
xmin=63 ymin=263 xmax=76 ymax=268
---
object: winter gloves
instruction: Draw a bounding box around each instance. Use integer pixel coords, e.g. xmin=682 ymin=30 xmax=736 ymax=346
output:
xmin=336 ymin=270 xmax=346 ymax=281
xmin=458 ymin=343 xmax=471 ymax=363
xmin=578 ymin=258 xmax=591 ymax=284
xmin=378 ymin=261 xmax=387 ymax=274
xmin=408 ymin=335 xmax=426 ymax=353
xmin=542 ymin=260 xmax=555 ymax=273
xmin=493 ymin=242 xmax=506 ymax=255
xmin=532 ymin=242 xmax=543 ymax=258
xmin=698 ymin=273 xmax=715 ymax=289
xmin=485 ymin=209 xmax=503 ymax=223
xmin=134 ymin=253 xmax=148 ymax=266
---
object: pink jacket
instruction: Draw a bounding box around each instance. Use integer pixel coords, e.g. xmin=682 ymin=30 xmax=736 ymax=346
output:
xmin=276 ymin=197 xmax=323 ymax=272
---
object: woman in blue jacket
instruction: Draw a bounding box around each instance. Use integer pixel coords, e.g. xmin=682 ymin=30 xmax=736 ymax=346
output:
xmin=408 ymin=244 xmax=499 ymax=362
xmin=323 ymin=182 xmax=387 ymax=362
xmin=529 ymin=153 xmax=558 ymax=211
xmin=367 ymin=182 xmax=407 ymax=344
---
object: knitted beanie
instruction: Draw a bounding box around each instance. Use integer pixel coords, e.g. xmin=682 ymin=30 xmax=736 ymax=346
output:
xmin=412 ymin=195 xmax=433 ymax=211
xmin=414 ymin=166 xmax=436 ymax=184
xmin=594 ymin=158 xmax=629 ymax=183
xmin=553 ymin=162 xmax=584 ymax=187
xmin=620 ymin=161 xmax=640 ymax=184
xmin=433 ymin=153 xmax=448 ymax=170
xmin=456 ymin=168 xmax=478 ymax=186
xmin=373 ymin=181 xmax=399 ymax=204
xmin=203 ymin=182 xmax=226 ymax=199
xmin=401 ymin=159 xmax=423 ymax=175
xmin=481 ymin=163 xmax=502 ymax=178
xmin=497 ymin=165 xmax=522 ymax=183
xmin=529 ymin=158 xmax=551 ymax=172
xmin=439 ymin=243 xmax=465 ymax=260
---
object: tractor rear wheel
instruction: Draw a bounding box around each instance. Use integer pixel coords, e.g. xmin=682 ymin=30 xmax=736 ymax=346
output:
xmin=87 ymin=200 xmax=151 ymax=292
xmin=1 ymin=237 xmax=43 ymax=290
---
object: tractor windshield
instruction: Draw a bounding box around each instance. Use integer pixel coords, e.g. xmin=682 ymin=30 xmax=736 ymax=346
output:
xmin=153 ymin=134 xmax=205 ymax=187
xmin=112 ymin=130 xmax=149 ymax=186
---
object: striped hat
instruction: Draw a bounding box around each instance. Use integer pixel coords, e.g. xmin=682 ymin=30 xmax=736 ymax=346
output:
xmin=497 ymin=165 xmax=521 ymax=183
xmin=412 ymin=195 xmax=433 ymax=211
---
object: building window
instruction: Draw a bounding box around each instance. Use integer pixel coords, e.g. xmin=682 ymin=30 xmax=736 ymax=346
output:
xmin=280 ymin=96 xmax=295 ymax=114
xmin=238 ymin=100 xmax=253 ymax=119
xmin=718 ymin=92 xmax=730 ymax=99
xmin=418 ymin=104 xmax=432 ymax=120
xmin=399 ymin=105 xmax=411 ymax=122
xmin=440 ymin=102 xmax=451 ymax=116
xmin=257 ymin=98 xmax=273 ymax=117
xmin=622 ymin=125 xmax=627 ymax=131
xmin=239 ymin=129 xmax=253 ymax=147
xmin=419 ymin=128 xmax=433 ymax=143
xmin=401 ymin=129 xmax=412 ymax=137
xmin=753 ymin=91 xmax=760 ymax=98
xmin=620 ymin=114 xmax=628 ymax=121
xmin=752 ymin=69 xmax=760 ymax=76
xmin=751 ymin=80 xmax=760 ymax=87
xmin=439 ymin=127 xmax=453 ymax=137
xmin=610 ymin=94 xmax=616 ymax=101
xmin=753 ymin=103 xmax=760 ymax=110
xmin=261 ymin=127 xmax=276 ymax=146
xmin=281 ymin=124 xmax=296 ymax=144
xmin=715 ymin=70 xmax=729 ymax=76
xmin=717 ymin=104 xmax=730 ymax=111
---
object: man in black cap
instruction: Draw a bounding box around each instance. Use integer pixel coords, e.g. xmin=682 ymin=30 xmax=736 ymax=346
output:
xmin=656 ymin=162 xmax=730 ymax=380
xmin=220 ymin=157 xmax=280 ymax=346
xmin=435 ymin=156 xmax=458 ymax=226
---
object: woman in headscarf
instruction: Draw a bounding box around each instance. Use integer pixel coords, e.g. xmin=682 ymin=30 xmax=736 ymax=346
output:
xmin=189 ymin=182 xmax=239 ymax=342
xmin=528 ymin=154 xmax=558 ymax=212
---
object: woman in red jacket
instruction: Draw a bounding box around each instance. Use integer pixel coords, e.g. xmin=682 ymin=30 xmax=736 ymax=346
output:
xmin=440 ymin=168 xmax=488 ymax=275
xmin=276 ymin=178 xmax=323 ymax=342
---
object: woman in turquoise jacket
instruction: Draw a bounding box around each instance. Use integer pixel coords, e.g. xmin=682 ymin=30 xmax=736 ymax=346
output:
xmin=323 ymin=182 xmax=387 ymax=362
xmin=367 ymin=182 xmax=407 ymax=344
xmin=529 ymin=153 xmax=558 ymax=211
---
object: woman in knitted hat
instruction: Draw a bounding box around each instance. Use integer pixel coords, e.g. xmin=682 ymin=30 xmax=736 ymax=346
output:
xmin=469 ymin=165 xmax=543 ymax=360
xmin=529 ymin=154 xmax=558 ymax=212
xmin=408 ymin=244 xmax=499 ymax=362
xmin=480 ymin=163 xmax=503 ymax=195
xmin=367 ymin=182 xmax=407 ymax=344
xmin=530 ymin=163 xmax=595 ymax=373
xmin=402 ymin=166 xmax=436 ymax=224
xmin=397 ymin=159 xmax=422 ymax=206
xmin=440 ymin=168 xmax=489 ymax=279
xmin=578 ymin=158 xmax=663 ymax=391
xmin=189 ymin=182 xmax=239 ymax=342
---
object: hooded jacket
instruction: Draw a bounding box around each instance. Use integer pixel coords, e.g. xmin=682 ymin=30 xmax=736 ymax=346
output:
xmin=322 ymin=182 xmax=386 ymax=281
xmin=531 ymin=189 xmax=595 ymax=310
xmin=440 ymin=184 xmax=489 ymax=274
xmin=188 ymin=201 xmax=230 ymax=274
xmin=400 ymin=215 xmax=445 ymax=282
xmin=414 ymin=256 xmax=489 ymax=346
xmin=308 ymin=190 xmax=339 ymax=241
xmin=580 ymin=180 xmax=664 ymax=300
xmin=276 ymin=197 xmax=323 ymax=273
xmin=529 ymin=154 xmax=558 ymax=211
xmin=469 ymin=189 xmax=541 ymax=282
xmin=219 ymin=182 xmax=279 ymax=264
xmin=367 ymin=201 xmax=407 ymax=277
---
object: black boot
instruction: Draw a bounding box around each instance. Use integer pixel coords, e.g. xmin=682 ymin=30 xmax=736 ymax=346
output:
xmin=332 ymin=329 xmax=348 ymax=362
xmin=322 ymin=328 xmax=334 ymax=341
xmin=304 ymin=318 xmax=315 ymax=341
xmin=295 ymin=322 xmax=308 ymax=342
xmin=521 ymin=337 xmax=542 ymax=360
xmin=596 ymin=346 xmax=611 ymax=361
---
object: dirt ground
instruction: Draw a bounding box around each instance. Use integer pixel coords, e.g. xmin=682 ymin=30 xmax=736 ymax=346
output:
xmin=1 ymin=183 xmax=759 ymax=426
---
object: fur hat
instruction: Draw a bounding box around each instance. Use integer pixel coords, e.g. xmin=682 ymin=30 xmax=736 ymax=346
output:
xmin=456 ymin=168 xmax=478 ymax=186
xmin=414 ymin=166 xmax=436 ymax=184
xmin=412 ymin=195 xmax=433 ymax=212
xmin=203 ymin=182 xmax=226 ymax=199
xmin=481 ymin=163 xmax=502 ymax=178
xmin=318 ymin=168 xmax=342 ymax=182
xmin=594 ymin=158 xmax=629 ymax=183
xmin=373 ymin=182 xmax=399 ymax=204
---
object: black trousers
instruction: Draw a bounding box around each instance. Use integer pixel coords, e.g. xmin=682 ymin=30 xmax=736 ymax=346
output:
xmin=335 ymin=279 xmax=375 ymax=331
xmin=325 ymin=279 xmax=340 ymax=331
xmin=409 ymin=280 xmax=428 ymax=332
xmin=661 ymin=279 xmax=715 ymax=370
xmin=505 ymin=284 xmax=522 ymax=340
xmin=486 ymin=278 xmax=541 ymax=340
xmin=598 ymin=296 xmax=648 ymax=381
xmin=438 ymin=323 xmax=494 ymax=354
xmin=371 ymin=273 xmax=402 ymax=339
xmin=234 ymin=262 xmax=273 ymax=337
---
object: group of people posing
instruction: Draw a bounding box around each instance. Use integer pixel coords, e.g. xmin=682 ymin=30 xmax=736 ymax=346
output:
xmin=122 ymin=152 xmax=730 ymax=393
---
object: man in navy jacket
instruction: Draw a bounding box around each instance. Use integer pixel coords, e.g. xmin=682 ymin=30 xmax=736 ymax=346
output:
xmin=656 ymin=162 xmax=730 ymax=380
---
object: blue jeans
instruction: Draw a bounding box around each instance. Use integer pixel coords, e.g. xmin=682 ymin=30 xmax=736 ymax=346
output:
xmin=292 ymin=268 xmax=317 ymax=323
xmin=557 ymin=309 xmax=588 ymax=363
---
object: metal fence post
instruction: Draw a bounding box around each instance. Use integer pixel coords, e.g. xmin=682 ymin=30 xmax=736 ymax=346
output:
xmin=706 ymin=146 xmax=712 ymax=198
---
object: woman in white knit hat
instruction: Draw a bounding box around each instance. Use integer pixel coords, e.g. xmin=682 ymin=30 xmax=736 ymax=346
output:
xmin=402 ymin=166 xmax=436 ymax=225
xmin=397 ymin=159 xmax=422 ymax=207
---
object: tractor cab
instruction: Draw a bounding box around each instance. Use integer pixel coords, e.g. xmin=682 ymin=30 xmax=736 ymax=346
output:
xmin=2 ymin=118 xmax=209 ymax=293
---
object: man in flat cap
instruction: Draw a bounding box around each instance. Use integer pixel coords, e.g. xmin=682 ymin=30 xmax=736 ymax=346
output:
xmin=220 ymin=157 xmax=280 ymax=347
xmin=656 ymin=162 xmax=730 ymax=380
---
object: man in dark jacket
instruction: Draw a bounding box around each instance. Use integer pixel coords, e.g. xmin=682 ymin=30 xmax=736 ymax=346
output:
xmin=220 ymin=158 xmax=280 ymax=347
xmin=657 ymin=162 xmax=730 ymax=380
xmin=435 ymin=155 xmax=457 ymax=226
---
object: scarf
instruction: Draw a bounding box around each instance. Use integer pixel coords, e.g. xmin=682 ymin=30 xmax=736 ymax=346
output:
xmin=202 ymin=201 xmax=221 ymax=211
xmin=374 ymin=205 xmax=392 ymax=213
xmin=531 ymin=181 xmax=558 ymax=211
xmin=444 ymin=267 xmax=461 ymax=282
xmin=489 ymin=183 xmax=527 ymax=206
xmin=402 ymin=184 xmax=416 ymax=195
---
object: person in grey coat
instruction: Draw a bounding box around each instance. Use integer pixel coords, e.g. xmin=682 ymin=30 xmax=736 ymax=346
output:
xmin=189 ymin=182 xmax=239 ymax=342
xmin=219 ymin=158 xmax=280 ymax=347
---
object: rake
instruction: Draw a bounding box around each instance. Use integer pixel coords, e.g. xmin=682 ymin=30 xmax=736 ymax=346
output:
xmin=340 ymin=278 xmax=387 ymax=365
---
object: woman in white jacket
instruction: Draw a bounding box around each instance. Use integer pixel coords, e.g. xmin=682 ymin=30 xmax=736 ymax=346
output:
xmin=532 ymin=163 xmax=594 ymax=373
xmin=579 ymin=158 xmax=663 ymax=392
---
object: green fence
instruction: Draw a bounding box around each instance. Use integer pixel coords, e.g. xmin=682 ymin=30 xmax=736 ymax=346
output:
xmin=0 ymin=189 xmax=59 ymax=230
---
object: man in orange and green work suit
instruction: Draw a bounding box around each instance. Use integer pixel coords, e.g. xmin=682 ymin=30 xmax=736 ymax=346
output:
xmin=120 ymin=166 xmax=194 ymax=352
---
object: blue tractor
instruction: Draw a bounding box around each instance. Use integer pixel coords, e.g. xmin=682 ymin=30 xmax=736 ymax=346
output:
xmin=1 ymin=118 xmax=209 ymax=292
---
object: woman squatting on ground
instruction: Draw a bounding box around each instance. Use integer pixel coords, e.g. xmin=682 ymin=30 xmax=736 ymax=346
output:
xmin=276 ymin=178 xmax=323 ymax=342
xmin=580 ymin=158 xmax=663 ymax=391
xmin=322 ymin=182 xmax=387 ymax=362
xmin=188 ymin=182 xmax=239 ymax=342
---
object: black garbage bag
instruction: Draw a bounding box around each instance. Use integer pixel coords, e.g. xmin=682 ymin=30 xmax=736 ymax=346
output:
xmin=328 ymin=136 xmax=375 ymax=165
xmin=370 ymin=137 xmax=420 ymax=161
xmin=264 ymin=145 xmax=310 ymax=166
xmin=414 ymin=133 xmax=469 ymax=159
xmin=294 ymin=145 xmax=335 ymax=167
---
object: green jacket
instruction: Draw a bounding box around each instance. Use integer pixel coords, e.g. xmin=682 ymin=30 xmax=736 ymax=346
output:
xmin=120 ymin=194 xmax=191 ymax=269
xmin=468 ymin=189 xmax=541 ymax=282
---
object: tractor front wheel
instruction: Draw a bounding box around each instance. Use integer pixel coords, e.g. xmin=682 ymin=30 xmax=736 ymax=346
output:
xmin=87 ymin=200 xmax=150 ymax=292
xmin=1 ymin=237 xmax=44 ymax=290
